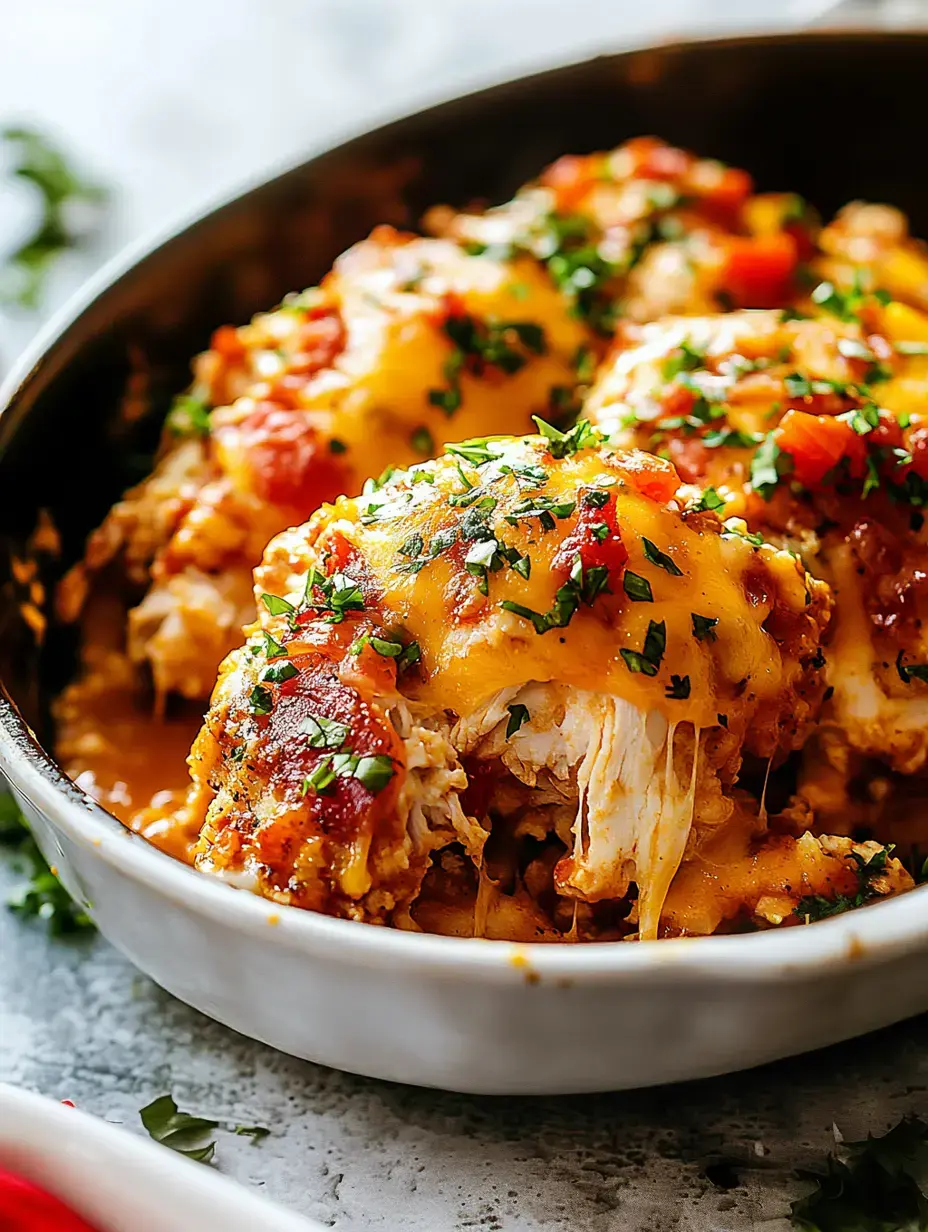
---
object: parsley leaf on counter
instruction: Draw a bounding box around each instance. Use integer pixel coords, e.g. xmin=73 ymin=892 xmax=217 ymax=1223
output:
xmin=139 ymin=1095 xmax=273 ymax=1163
xmin=791 ymin=1115 xmax=928 ymax=1231
xmin=140 ymin=1094 xmax=219 ymax=1164
xmin=1 ymin=126 xmax=107 ymax=309
xmin=0 ymin=793 xmax=94 ymax=935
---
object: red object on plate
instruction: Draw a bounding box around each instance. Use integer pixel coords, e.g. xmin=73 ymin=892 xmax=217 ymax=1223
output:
xmin=0 ymin=1168 xmax=101 ymax=1231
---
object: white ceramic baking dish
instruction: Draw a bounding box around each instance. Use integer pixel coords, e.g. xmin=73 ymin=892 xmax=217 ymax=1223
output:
xmin=4 ymin=30 xmax=928 ymax=1095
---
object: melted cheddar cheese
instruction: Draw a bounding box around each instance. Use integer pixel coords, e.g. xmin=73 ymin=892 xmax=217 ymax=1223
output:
xmin=155 ymin=433 xmax=832 ymax=938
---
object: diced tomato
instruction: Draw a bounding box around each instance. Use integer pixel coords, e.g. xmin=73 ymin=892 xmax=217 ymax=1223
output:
xmin=0 ymin=1169 xmax=101 ymax=1231
xmin=553 ymin=493 xmax=629 ymax=581
xmin=616 ymin=450 xmax=681 ymax=503
xmin=867 ymin=408 xmax=904 ymax=453
xmin=774 ymin=409 xmax=867 ymax=487
xmin=430 ymin=290 xmax=468 ymax=330
xmin=697 ymin=166 xmax=753 ymax=227
xmin=666 ymin=436 xmax=712 ymax=485
xmin=289 ymin=310 xmax=346 ymax=373
xmin=259 ymin=652 xmax=404 ymax=847
xmin=540 ymin=154 xmax=605 ymax=212
xmin=623 ymin=137 xmax=691 ymax=183
xmin=226 ymin=404 xmax=350 ymax=517
xmin=209 ymin=324 xmax=246 ymax=362
xmin=718 ymin=233 xmax=799 ymax=308
xmin=659 ymin=382 xmax=698 ymax=421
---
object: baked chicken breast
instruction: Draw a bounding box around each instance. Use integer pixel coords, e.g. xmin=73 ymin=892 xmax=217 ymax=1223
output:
xmin=149 ymin=429 xmax=852 ymax=940
xmin=585 ymin=294 xmax=928 ymax=835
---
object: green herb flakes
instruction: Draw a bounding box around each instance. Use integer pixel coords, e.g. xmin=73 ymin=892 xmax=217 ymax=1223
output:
xmin=166 ymin=394 xmax=212 ymax=439
xmin=623 ymin=571 xmax=653 ymax=602
xmin=532 ymin=416 xmax=601 ymax=459
xmin=642 ymin=538 xmax=683 ymax=576
xmin=506 ymin=704 xmax=530 ymax=738
xmin=248 ymin=684 xmax=274 ymax=716
xmin=692 ymin=613 xmax=719 ymax=642
xmin=620 ymin=619 xmax=666 ymax=676
xmin=299 ymin=714 xmax=350 ymax=749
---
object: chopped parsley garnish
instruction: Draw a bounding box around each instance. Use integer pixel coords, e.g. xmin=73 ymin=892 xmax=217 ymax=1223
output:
xmin=351 ymin=633 xmax=403 ymax=658
xmin=506 ymin=704 xmax=530 ymax=738
xmin=166 ymin=394 xmax=212 ymax=439
xmin=750 ymin=433 xmax=785 ymax=500
xmin=248 ymin=684 xmax=273 ymax=715
xmin=620 ymin=619 xmax=666 ymax=677
xmin=896 ymin=651 xmax=928 ymax=684
xmin=328 ymin=438 xmax=348 ymax=455
xmin=427 ymin=315 xmax=547 ymax=414
xmin=261 ymin=593 xmax=297 ymax=618
xmin=0 ymin=794 xmax=94 ymax=935
xmin=702 ymin=428 xmax=764 ymax=449
xmin=665 ymin=674 xmax=691 ymax=700
xmin=532 ymin=416 xmax=601 ymax=458
xmin=583 ymin=488 xmax=610 ymax=509
xmin=504 ymin=494 xmax=576 ymax=532
xmin=642 ymin=538 xmax=683 ymax=576
xmin=661 ymin=340 xmax=706 ymax=382
xmin=691 ymin=613 xmax=718 ymax=642
xmin=689 ymin=486 xmax=725 ymax=514
xmin=399 ymin=532 xmax=424 ymax=558
xmin=302 ymin=758 xmax=338 ymax=795
xmin=299 ymin=714 xmax=350 ymax=749
xmin=501 ymin=553 xmax=608 ymax=634
xmin=534 ymin=212 xmax=621 ymax=334
xmin=810 ymin=273 xmax=890 ymax=322
xmin=304 ymin=569 xmax=366 ymax=623
xmin=623 ymin=571 xmax=653 ymax=602
xmin=258 ymin=630 xmax=288 ymax=660
xmin=795 ymin=847 xmax=892 ymax=921
xmin=445 ymin=439 xmax=506 ymax=466
xmin=261 ymin=661 xmax=298 ymax=685
xmin=410 ymin=426 xmax=434 ymax=455
xmin=398 ymin=641 xmax=422 ymax=669
xmin=717 ymin=713 xmax=728 ymax=728
xmin=139 ymin=1094 xmax=218 ymax=1165
xmin=303 ymin=752 xmax=395 ymax=796
xmin=723 ymin=522 xmax=765 ymax=548
xmin=354 ymin=755 xmax=396 ymax=793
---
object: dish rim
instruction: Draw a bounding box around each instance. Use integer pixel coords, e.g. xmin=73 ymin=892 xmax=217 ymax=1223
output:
xmin=3 ymin=25 xmax=928 ymax=986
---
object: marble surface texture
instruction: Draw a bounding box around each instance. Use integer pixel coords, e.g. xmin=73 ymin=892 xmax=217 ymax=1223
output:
xmin=1 ymin=2 xmax=925 ymax=1230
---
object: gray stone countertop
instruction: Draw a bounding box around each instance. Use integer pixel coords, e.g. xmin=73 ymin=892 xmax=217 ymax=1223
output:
xmin=2 ymin=2 xmax=925 ymax=1229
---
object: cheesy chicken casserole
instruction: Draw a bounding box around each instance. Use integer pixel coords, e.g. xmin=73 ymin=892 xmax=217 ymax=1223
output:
xmin=55 ymin=137 xmax=928 ymax=940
